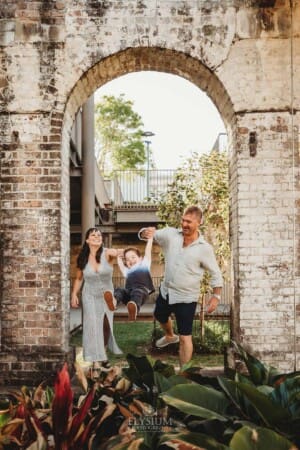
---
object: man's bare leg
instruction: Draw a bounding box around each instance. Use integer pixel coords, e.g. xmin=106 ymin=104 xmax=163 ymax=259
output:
xmin=179 ymin=335 xmax=193 ymax=367
xmin=160 ymin=317 xmax=176 ymax=339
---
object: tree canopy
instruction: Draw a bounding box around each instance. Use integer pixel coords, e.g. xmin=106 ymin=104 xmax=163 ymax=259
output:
xmin=94 ymin=94 xmax=149 ymax=174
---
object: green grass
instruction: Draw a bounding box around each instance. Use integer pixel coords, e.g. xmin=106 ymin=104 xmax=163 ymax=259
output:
xmin=70 ymin=320 xmax=227 ymax=368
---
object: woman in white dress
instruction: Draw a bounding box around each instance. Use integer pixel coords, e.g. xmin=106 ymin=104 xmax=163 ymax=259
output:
xmin=71 ymin=228 xmax=122 ymax=379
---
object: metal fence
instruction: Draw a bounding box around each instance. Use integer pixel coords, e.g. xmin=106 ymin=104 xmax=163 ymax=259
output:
xmin=112 ymin=170 xmax=176 ymax=207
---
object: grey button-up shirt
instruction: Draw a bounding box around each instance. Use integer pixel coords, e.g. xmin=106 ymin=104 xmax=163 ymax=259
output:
xmin=154 ymin=227 xmax=223 ymax=304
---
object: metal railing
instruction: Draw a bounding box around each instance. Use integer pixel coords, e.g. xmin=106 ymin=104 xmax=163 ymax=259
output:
xmin=110 ymin=170 xmax=176 ymax=207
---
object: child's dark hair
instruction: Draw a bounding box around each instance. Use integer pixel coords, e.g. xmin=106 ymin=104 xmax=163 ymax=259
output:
xmin=123 ymin=247 xmax=141 ymax=267
xmin=77 ymin=227 xmax=103 ymax=270
xmin=124 ymin=247 xmax=141 ymax=258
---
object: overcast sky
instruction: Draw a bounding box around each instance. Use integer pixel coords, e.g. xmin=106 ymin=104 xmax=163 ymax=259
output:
xmin=95 ymin=71 xmax=226 ymax=170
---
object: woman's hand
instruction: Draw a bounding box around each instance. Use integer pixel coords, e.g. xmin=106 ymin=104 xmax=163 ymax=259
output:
xmin=71 ymin=293 xmax=79 ymax=308
xmin=107 ymin=248 xmax=123 ymax=258
xmin=117 ymin=248 xmax=124 ymax=258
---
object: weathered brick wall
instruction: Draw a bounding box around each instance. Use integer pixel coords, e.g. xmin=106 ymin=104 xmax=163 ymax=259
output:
xmin=0 ymin=0 xmax=299 ymax=383
xmin=0 ymin=112 xmax=73 ymax=385
xmin=230 ymin=112 xmax=300 ymax=369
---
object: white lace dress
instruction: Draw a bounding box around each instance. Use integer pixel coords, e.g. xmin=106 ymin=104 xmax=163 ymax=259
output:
xmin=81 ymin=250 xmax=122 ymax=362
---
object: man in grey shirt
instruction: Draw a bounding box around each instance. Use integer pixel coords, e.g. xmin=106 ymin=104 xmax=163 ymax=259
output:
xmin=141 ymin=205 xmax=223 ymax=367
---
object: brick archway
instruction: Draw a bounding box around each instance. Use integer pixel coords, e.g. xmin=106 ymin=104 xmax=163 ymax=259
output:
xmin=64 ymin=47 xmax=234 ymax=129
xmin=61 ymin=46 xmax=234 ymax=348
xmin=0 ymin=1 xmax=298 ymax=385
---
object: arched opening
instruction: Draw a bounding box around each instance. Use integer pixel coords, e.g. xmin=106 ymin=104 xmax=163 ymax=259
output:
xmin=0 ymin=0 xmax=297 ymax=387
xmin=62 ymin=47 xmax=237 ymax=362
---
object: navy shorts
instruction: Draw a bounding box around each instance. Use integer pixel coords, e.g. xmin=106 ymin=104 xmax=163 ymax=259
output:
xmin=154 ymin=290 xmax=197 ymax=336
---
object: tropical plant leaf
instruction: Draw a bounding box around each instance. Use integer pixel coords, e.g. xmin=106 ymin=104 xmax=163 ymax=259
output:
xmin=124 ymin=354 xmax=154 ymax=390
xmin=25 ymin=433 xmax=48 ymax=450
xmin=160 ymin=384 xmax=230 ymax=421
xmin=51 ymin=363 xmax=73 ymax=448
xmin=119 ymin=402 xmax=136 ymax=421
xmin=0 ymin=417 xmax=24 ymax=440
xmin=230 ymin=425 xmax=298 ymax=450
xmin=234 ymin=372 xmax=253 ymax=385
xmin=75 ymin=408 xmax=118 ymax=450
xmin=186 ymin=417 xmax=227 ymax=442
xmin=90 ymin=432 xmax=134 ymax=449
xmin=158 ymin=430 xmax=231 ymax=449
xmin=217 ymin=377 xmax=259 ymax=422
xmin=74 ymin=361 xmax=89 ymax=393
xmin=167 ymin=375 xmax=191 ymax=386
xmin=154 ymin=372 xmax=172 ymax=395
xmin=153 ymin=360 xmax=176 ymax=378
xmin=67 ymin=386 xmax=95 ymax=444
xmin=270 ymin=376 xmax=300 ymax=416
xmin=154 ymin=372 xmax=190 ymax=397
xmin=232 ymin=342 xmax=281 ymax=385
xmin=183 ymin=369 xmax=222 ymax=390
xmin=0 ymin=410 xmax=10 ymax=429
xmin=236 ymin=382 xmax=291 ymax=428
xmin=115 ymin=377 xmax=132 ymax=394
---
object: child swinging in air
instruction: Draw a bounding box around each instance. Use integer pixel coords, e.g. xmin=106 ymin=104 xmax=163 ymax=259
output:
xmin=114 ymin=236 xmax=155 ymax=321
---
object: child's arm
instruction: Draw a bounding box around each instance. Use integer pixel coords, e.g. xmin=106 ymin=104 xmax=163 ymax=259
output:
xmin=144 ymin=237 xmax=153 ymax=265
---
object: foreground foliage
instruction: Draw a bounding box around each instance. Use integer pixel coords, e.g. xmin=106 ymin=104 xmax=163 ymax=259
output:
xmin=0 ymin=342 xmax=299 ymax=449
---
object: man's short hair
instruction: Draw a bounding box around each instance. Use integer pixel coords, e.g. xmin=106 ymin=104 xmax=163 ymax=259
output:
xmin=183 ymin=205 xmax=203 ymax=222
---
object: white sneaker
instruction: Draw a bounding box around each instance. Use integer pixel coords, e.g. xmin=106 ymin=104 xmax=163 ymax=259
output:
xmin=155 ymin=335 xmax=179 ymax=348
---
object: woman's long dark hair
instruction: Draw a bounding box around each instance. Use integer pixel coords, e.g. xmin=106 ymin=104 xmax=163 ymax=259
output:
xmin=77 ymin=228 xmax=104 ymax=270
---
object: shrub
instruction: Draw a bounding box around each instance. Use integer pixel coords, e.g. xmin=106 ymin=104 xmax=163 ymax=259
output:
xmin=0 ymin=343 xmax=299 ymax=449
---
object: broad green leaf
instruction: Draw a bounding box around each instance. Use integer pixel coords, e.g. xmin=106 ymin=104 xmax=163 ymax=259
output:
xmin=183 ymin=368 xmax=222 ymax=390
xmin=278 ymin=416 xmax=300 ymax=442
xmin=160 ymin=384 xmax=230 ymax=421
xmin=237 ymin=382 xmax=291 ymax=427
xmin=167 ymin=375 xmax=191 ymax=386
xmin=257 ymin=385 xmax=274 ymax=396
xmin=154 ymin=372 xmax=189 ymax=395
xmin=153 ymin=359 xmax=176 ymax=378
xmin=230 ymin=425 xmax=298 ymax=450
xmin=124 ymin=354 xmax=154 ymax=389
xmin=218 ymin=377 xmax=260 ymax=422
xmin=270 ymin=376 xmax=300 ymax=416
xmin=234 ymin=372 xmax=253 ymax=385
xmin=232 ymin=342 xmax=281 ymax=385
